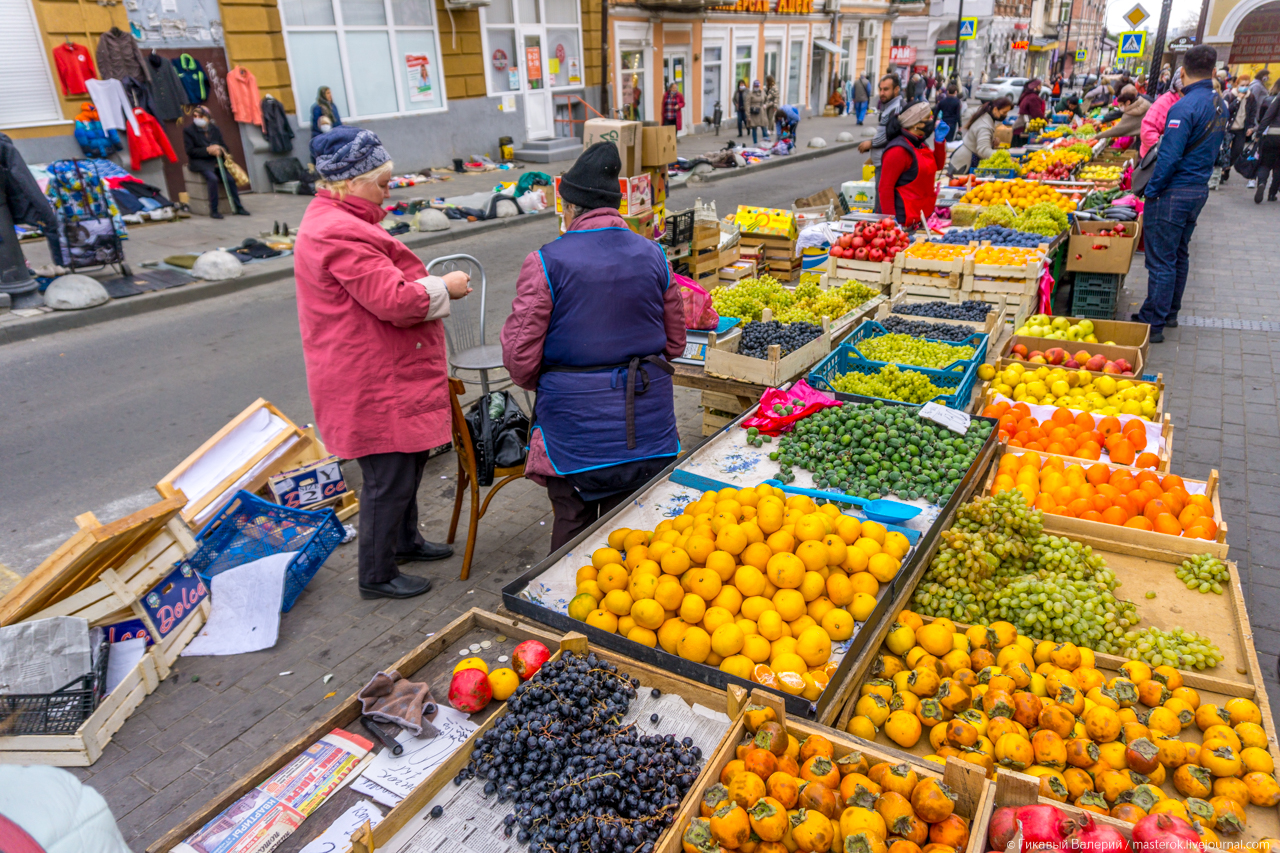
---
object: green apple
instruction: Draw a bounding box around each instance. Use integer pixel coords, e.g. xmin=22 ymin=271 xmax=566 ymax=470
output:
xmin=1084 ymin=333 xmax=1098 ymax=343
xmin=1015 ymin=325 xmax=1031 ymax=336
xmin=1077 ymin=319 xmax=1095 ymax=335
xmin=1066 ymin=327 xmax=1083 ymax=341
xmin=1030 ymin=314 xmax=1051 ymax=326
xmin=1051 ymin=316 xmax=1071 ymax=331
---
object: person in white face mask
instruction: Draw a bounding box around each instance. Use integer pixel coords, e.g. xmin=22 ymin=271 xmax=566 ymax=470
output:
xmin=182 ymin=105 xmax=248 ymax=219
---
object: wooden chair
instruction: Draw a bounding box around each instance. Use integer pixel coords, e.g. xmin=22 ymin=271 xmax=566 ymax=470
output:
xmin=446 ymin=377 xmax=525 ymax=580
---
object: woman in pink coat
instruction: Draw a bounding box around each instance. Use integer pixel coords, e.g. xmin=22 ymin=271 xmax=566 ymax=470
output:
xmin=1141 ymin=69 xmax=1183 ymax=157
xmin=294 ymin=127 xmax=471 ymax=600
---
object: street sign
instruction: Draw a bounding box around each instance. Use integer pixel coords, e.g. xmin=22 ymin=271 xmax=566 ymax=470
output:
xmin=1118 ymin=30 xmax=1147 ymax=57
xmin=1076 ymin=48 xmax=1087 ymax=61
xmin=1123 ymin=3 xmax=1149 ymax=27
xmin=959 ymin=18 xmax=977 ymax=40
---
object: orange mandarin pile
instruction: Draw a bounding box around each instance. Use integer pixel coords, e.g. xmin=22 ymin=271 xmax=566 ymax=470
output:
xmin=991 ymin=452 xmax=1219 ymax=539
xmin=983 ymin=400 xmax=1160 ymax=467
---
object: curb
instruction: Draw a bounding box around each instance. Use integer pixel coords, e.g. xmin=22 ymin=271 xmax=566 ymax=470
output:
xmin=0 ymin=138 xmax=862 ymax=346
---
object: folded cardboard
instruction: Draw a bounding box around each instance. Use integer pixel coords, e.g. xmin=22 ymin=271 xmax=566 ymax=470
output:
xmin=583 ymin=118 xmax=643 ymax=176
xmin=554 ymin=175 xmax=651 ymax=227
xmin=622 ymin=209 xmax=655 ymax=239
xmin=1065 ymin=217 xmax=1142 ymax=274
xmin=641 ymin=125 xmax=677 ymax=166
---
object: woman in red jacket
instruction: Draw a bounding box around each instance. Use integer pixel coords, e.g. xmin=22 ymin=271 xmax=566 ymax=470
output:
xmin=876 ymin=100 xmax=948 ymax=227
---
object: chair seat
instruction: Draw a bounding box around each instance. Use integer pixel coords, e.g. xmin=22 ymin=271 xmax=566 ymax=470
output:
xmin=495 ymin=464 xmax=526 ymax=477
xmin=450 ymin=344 xmax=505 ymax=372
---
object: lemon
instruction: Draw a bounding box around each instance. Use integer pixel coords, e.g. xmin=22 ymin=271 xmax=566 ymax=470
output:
xmin=487 ymin=667 xmax=519 ymax=700
xmin=568 ymin=592 xmax=597 ymax=622
xmin=454 ymin=657 xmax=489 ymax=676
xmin=585 ymin=609 xmax=619 ymax=633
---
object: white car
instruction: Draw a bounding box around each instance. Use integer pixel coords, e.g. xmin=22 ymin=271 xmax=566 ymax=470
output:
xmin=973 ymin=77 xmax=1028 ymax=102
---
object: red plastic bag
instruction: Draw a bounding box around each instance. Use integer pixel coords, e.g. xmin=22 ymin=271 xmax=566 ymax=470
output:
xmin=740 ymin=381 xmax=842 ymax=435
xmin=675 ymin=273 xmax=720 ymax=331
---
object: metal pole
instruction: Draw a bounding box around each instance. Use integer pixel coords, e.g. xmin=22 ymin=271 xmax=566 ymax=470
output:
xmin=956 ymin=0 xmax=966 ymax=81
xmin=1146 ymin=0 xmax=1173 ymax=91
xmin=1193 ymin=0 xmax=1212 ymax=44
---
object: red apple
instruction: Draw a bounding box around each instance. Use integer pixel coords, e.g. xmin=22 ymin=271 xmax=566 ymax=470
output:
xmin=1085 ymin=354 xmax=1107 ymax=372
xmin=1064 ymin=358 xmax=1080 ymax=369
xmin=1102 ymin=361 xmax=1122 ymax=374
xmin=1029 ymin=355 xmax=1047 ymax=364
xmin=512 ymin=640 xmax=551 ymax=680
xmin=1074 ymin=350 xmax=1091 ymax=365
xmin=1028 ymin=349 xmax=1044 ymax=361
xmin=1045 ymin=347 xmax=1067 ymax=366
xmin=1011 ymin=343 xmax=1029 ymax=358
xmin=449 ymin=668 xmax=493 ymax=713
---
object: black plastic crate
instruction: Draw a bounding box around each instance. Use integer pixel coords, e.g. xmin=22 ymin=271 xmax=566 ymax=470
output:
xmin=1071 ymin=271 xmax=1123 ymax=319
xmin=661 ymin=208 xmax=694 ymax=246
xmin=0 ymin=634 xmax=109 ymax=735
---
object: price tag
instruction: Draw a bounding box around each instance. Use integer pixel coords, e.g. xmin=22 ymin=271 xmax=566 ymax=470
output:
xmin=919 ymin=402 xmax=970 ymax=435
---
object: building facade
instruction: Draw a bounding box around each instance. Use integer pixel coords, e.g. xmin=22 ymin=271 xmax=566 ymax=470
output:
xmin=1205 ymin=0 xmax=1280 ymax=78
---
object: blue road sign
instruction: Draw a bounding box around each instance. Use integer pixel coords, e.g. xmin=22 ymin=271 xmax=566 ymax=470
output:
xmin=959 ymin=18 xmax=977 ymax=40
xmin=1076 ymin=48 xmax=1087 ymax=61
xmin=1118 ymin=31 xmax=1146 ymax=57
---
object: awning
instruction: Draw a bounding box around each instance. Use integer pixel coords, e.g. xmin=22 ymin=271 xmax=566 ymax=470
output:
xmin=1028 ymin=39 xmax=1059 ymax=51
xmin=813 ymin=38 xmax=846 ymax=55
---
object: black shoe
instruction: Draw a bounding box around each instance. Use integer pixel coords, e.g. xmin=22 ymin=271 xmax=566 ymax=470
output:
xmin=1149 ymin=330 xmax=1165 ymax=343
xmin=1270 ymin=196 xmax=1278 ymax=202
xmin=395 ymin=542 xmax=454 ymax=563
xmin=210 ymin=212 xmax=224 ymax=219
xmin=1130 ymin=313 xmax=1143 ymax=323
xmin=1166 ymin=317 xmax=1178 ymax=328
xmin=234 ymin=208 xmax=251 ymax=216
xmin=359 ymin=573 xmax=433 ymax=600
xmin=1256 ymin=183 xmax=1266 ymax=204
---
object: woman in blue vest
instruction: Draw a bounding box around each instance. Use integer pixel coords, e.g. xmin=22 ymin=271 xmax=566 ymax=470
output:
xmin=502 ymin=142 xmax=687 ymax=551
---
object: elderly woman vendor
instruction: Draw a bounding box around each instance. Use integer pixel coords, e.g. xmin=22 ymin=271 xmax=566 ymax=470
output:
xmin=294 ymin=127 xmax=471 ymax=600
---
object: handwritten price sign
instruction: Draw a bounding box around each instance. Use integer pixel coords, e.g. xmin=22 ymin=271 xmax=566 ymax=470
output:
xmin=734 ymin=205 xmax=797 ymax=238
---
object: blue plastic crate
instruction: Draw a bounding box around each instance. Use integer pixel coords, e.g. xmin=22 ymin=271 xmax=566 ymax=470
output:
xmin=842 ymin=320 xmax=989 ymax=373
xmin=181 ymin=490 xmax=344 ymax=612
xmin=973 ymin=167 xmax=1020 ymax=180
xmin=808 ymin=343 xmax=977 ymax=409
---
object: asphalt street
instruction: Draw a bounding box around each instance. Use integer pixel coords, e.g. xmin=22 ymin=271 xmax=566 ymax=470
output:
xmin=0 ymin=150 xmax=861 ymax=574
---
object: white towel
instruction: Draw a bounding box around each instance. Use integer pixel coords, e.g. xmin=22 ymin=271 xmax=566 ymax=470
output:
xmin=85 ymin=78 xmax=140 ymax=136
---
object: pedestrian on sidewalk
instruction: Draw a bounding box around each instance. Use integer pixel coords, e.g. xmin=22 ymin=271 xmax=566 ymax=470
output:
xmin=747 ymin=80 xmax=768 ymax=144
xmin=858 ymin=74 xmax=905 ymax=179
xmin=735 ymin=79 xmax=748 ymax=137
xmin=935 ymin=83 xmax=964 ymax=141
xmin=1134 ymin=45 xmax=1226 ymax=343
xmin=1140 ymin=69 xmax=1183 ymax=157
xmin=853 ymin=74 xmax=871 ymax=125
xmin=662 ymin=82 xmax=684 ymax=131
xmin=294 ymin=126 xmax=472 ymax=600
xmin=182 ymin=106 xmax=249 ymax=219
xmin=763 ymin=76 xmax=780 ymax=139
xmin=964 ymin=71 xmax=973 ymax=99
xmin=1251 ymin=78 xmax=1280 ymax=202
xmin=1219 ymin=79 xmax=1256 ymax=185
xmin=311 ymin=86 xmax=342 ymax=142
xmin=501 ymin=142 xmax=685 ymax=552
xmin=844 ymin=77 xmax=855 ymax=115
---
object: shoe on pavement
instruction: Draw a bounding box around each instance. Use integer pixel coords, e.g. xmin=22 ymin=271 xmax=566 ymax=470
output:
xmin=1256 ymin=182 xmax=1266 ymax=203
xmin=210 ymin=212 xmax=224 ymax=219
xmin=1166 ymin=317 xmax=1178 ymax=328
xmin=1149 ymin=330 xmax=1165 ymax=343
xmin=1248 ymin=179 xmax=1257 ymax=188
xmin=395 ymin=542 xmax=454 ymax=563
xmin=234 ymin=209 xmax=251 ymax=216
xmin=360 ymin=574 xmax=433 ymax=600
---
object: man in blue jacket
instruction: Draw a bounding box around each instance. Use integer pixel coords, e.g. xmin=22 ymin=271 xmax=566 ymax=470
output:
xmin=1134 ymin=45 xmax=1226 ymax=342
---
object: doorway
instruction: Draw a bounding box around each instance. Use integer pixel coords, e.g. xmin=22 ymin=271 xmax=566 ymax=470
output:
xmin=702 ymin=45 xmax=723 ymax=130
xmin=523 ymin=32 xmax=552 ymax=139
xmin=934 ymin=55 xmax=953 ymax=83
xmin=764 ymin=40 xmax=781 ymax=87
xmin=662 ymin=48 xmax=692 ymax=134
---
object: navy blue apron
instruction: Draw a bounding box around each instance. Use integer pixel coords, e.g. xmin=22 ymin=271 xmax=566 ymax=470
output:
xmin=534 ymin=225 xmax=680 ymax=492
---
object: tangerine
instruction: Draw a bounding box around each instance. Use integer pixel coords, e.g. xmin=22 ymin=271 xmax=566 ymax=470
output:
xmin=1123 ymin=516 xmax=1154 ymax=530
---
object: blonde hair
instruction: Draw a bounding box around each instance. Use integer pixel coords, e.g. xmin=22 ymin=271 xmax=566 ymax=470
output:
xmin=316 ymin=160 xmax=394 ymax=199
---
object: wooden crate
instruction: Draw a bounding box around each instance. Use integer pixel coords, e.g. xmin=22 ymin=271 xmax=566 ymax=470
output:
xmin=832 ymin=256 xmax=893 ymax=286
xmin=830 ymin=295 xmax=887 ymax=343
xmin=719 ymin=260 xmax=757 ymax=282
xmin=966 ymin=255 xmax=1044 ymax=281
xmin=689 ymin=249 xmax=722 ymax=277
xmin=149 ymin=609 xmax=566 ymax=853
xmin=978 ymin=359 xmax=1166 ymax=422
xmin=0 ymin=497 xmax=208 ymax=767
xmin=1001 ymin=335 xmax=1145 ymax=376
xmin=704 ymin=311 xmax=832 ymax=387
xmin=963 ymin=271 xmax=1040 ymax=296
xmin=878 ymin=291 xmax=1005 ymax=336
xmin=347 ymin=632 xmax=739 ymax=853
xmin=660 ymin=687 xmax=994 ymax=853
xmin=692 ymin=221 xmax=721 ymax=251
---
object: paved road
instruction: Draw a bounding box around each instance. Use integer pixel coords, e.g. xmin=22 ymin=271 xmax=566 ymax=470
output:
xmin=0 ymin=152 xmax=860 ymax=574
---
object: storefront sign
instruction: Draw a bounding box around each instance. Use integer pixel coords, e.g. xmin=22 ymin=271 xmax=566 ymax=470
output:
xmin=492 ymin=48 xmax=509 ymax=70
xmin=1230 ymin=19 xmax=1280 ymax=64
xmin=568 ymin=57 xmax=581 ymax=85
xmin=936 ymin=39 xmax=957 ymax=55
xmin=405 ymin=53 xmax=434 ymax=102
xmin=1168 ymin=35 xmax=1196 ymax=51
xmin=889 ymin=45 xmax=917 ymax=64
xmin=710 ymin=0 xmax=808 ymax=12
xmin=526 ymin=46 xmax=542 ymax=80
xmin=775 ymin=0 xmax=814 ymax=12
xmin=1011 ymin=40 xmax=1029 ymax=50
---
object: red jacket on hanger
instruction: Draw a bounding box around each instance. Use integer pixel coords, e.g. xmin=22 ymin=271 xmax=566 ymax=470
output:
xmin=54 ymin=42 xmax=98 ymax=95
xmin=127 ymin=107 xmax=178 ymax=172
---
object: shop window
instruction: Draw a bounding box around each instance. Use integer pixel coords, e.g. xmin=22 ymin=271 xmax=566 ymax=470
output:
xmin=703 ymin=46 xmax=723 ymax=120
xmin=481 ymin=0 xmax=583 ymax=96
xmin=621 ymin=49 xmax=646 ymax=119
xmin=1 ymin=0 xmax=65 ymax=127
xmin=282 ymin=0 xmax=445 ymax=119
xmin=734 ymin=44 xmax=753 ymax=87
xmin=786 ymin=39 xmax=804 ymax=103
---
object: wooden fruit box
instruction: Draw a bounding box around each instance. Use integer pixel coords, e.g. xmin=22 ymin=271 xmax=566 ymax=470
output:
xmin=347 ymin=632 xmax=739 ymax=853
xmin=1001 ymin=335 xmax=1145 ymax=377
xmin=879 ymin=291 xmax=1005 ymax=336
xmin=705 ymin=310 xmax=833 ymax=386
xmin=662 ymin=687 xmax=994 ymax=853
xmin=985 ymin=449 xmax=1229 ymax=557
xmin=967 ymin=255 xmax=1044 ymax=281
xmin=963 ymin=271 xmax=1040 ymax=297
xmin=982 ymin=396 xmax=1175 ymax=473
xmin=689 ymin=252 xmax=722 ymax=278
xmin=894 ymin=268 xmax=964 ymax=294
xmin=703 ymin=407 xmax=737 ymax=436
xmin=832 ymin=256 xmax=893 ymax=286
xmin=149 ymin=608 xmax=566 ymax=853
xmin=979 ymin=360 xmax=1166 ymax=423
xmin=719 ymin=260 xmax=757 ymax=282
xmin=0 ymin=496 xmax=208 ymax=767
xmin=693 ymin=221 xmax=721 ymax=251
xmin=830 ymin=295 xmax=887 ymax=344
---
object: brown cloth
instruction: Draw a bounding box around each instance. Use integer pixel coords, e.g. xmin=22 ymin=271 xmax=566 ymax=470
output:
xmin=358 ymin=670 xmax=439 ymax=737
xmin=96 ymin=27 xmax=151 ymax=83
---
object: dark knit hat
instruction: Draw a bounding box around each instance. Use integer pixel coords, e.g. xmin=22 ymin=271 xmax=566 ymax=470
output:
xmin=559 ymin=142 xmax=622 ymax=210
xmin=311 ymin=126 xmax=391 ymax=181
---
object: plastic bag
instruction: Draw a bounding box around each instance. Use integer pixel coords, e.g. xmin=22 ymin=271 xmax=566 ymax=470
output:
xmin=1037 ymin=265 xmax=1055 ymax=315
xmin=675 ymin=273 xmax=720 ymax=331
xmin=517 ymin=190 xmax=546 ymax=213
xmin=740 ymin=381 xmax=842 ymax=435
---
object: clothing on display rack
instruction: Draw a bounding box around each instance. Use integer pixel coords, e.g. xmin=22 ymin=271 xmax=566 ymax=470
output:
xmin=53 ymin=42 xmax=98 ymax=96
xmin=174 ymin=54 xmax=208 ymax=104
xmin=260 ymin=96 xmax=294 ymax=153
xmin=96 ymin=27 xmax=150 ymax=83
xmin=85 ymin=78 xmax=140 ymax=135
xmin=227 ymin=66 xmax=263 ymax=126
xmin=126 ymin=108 xmax=178 ymax=171
xmin=122 ymin=75 xmax=158 ymax=119
xmin=146 ymin=52 xmax=190 ymax=121
xmin=73 ymin=104 xmax=123 ymax=159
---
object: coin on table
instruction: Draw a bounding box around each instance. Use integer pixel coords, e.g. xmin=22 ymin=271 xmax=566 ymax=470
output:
xmin=494 ymin=635 xmax=508 ymax=643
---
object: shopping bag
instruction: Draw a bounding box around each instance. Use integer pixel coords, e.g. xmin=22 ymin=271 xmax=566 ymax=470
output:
xmin=674 ymin=273 xmax=720 ymax=330
xmin=465 ymin=392 xmax=529 ymax=486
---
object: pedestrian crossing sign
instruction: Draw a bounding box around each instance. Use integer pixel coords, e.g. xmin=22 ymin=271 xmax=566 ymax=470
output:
xmin=1118 ymin=31 xmax=1146 ymax=57
xmin=959 ymin=18 xmax=977 ymax=40
xmin=1076 ymin=48 xmax=1087 ymax=61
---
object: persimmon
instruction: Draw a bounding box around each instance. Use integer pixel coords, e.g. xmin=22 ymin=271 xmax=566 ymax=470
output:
xmin=1135 ymin=452 xmax=1161 ymax=469
xmin=1046 ymin=442 xmax=1068 ymax=455
xmin=1188 ymin=493 xmax=1214 ymax=513
xmin=1020 ymin=451 xmax=1042 ymax=469
xmin=1096 ymin=483 xmax=1120 ymax=500
xmin=1077 ymin=482 xmax=1098 ymax=499
xmin=1053 ymin=485 xmax=1076 ymax=505
xmin=1068 ymin=498 xmax=1093 ymax=517
xmin=1051 ymin=407 xmax=1076 ymax=426
xmin=1080 ymin=510 xmax=1104 ymax=522
xmin=1074 ymin=411 xmax=1096 ymax=430
xmin=1123 ymin=418 xmax=1146 ymax=438
xmin=1127 ymin=489 xmax=1152 ymax=511
xmin=1011 ymin=402 xmax=1031 ymax=418
xmin=1035 ymin=494 xmax=1057 ymax=512
xmin=1188 ymin=518 xmax=1218 ymax=539
xmin=1160 ymin=490 xmax=1186 ymax=515
xmin=1124 ymin=516 xmax=1154 ymax=530
xmin=1143 ymin=499 xmax=1172 ymax=523
xmin=1112 ymin=495 xmax=1136 ymax=517
xmin=1161 ymin=474 xmax=1185 ymax=491
xmin=1007 ymin=437 xmax=1024 ymax=448
xmin=1102 ymin=506 xmax=1129 ymax=525
xmin=1092 ymin=494 xmax=1114 ymax=513
xmin=1153 ymin=514 xmax=1183 ymax=536
xmin=1139 ymin=479 xmax=1164 ymax=499
xmin=1077 ymin=442 xmax=1103 ymax=461
xmin=1179 ymin=505 xmax=1207 ymax=528
xmin=1086 ymin=464 xmax=1111 ymax=485
xmin=1134 ymin=469 xmax=1160 ymax=485
xmin=1110 ymin=439 xmax=1137 ymax=466
xmin=1097 ymin=416 xmax=1121 ymax=437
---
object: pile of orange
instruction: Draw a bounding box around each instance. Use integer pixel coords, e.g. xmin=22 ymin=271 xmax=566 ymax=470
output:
xmin=992 ymin=452 xmax=1219 ymax=539
xmin=983 ymin=400 xmax=1160 ymax=467
xmin=904 ymin=242 xmax=972 ymax=261
xmin=973 ymin=246 xmax=1044 ymax=266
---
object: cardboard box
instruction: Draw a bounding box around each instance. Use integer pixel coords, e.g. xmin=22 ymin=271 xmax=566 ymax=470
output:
xmin=645 ymin=166 xmax=668 ymax=204
xmin=583 ymin=118 xmax=642 ymax=176
xmin=994 ymin=124 xmax=1013 ymax=147
xmin=554 ymin=174 xmax=651 ymax=219
xmin=1065 ymin=217 xmax=1143 ymax=274
xmin=621 ymin=209 xmax=655 ymax=239
xmin=734 ymin=205 xmax=798 ymax=239
xmin=641 ymin=125 xmax=677 ymax=166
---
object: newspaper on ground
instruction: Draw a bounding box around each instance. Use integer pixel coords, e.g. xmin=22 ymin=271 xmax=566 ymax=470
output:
xmin=377 ymin=688 xmax=730 ymax=853
xmin=0 ymin=616 xmax=92 ymax=694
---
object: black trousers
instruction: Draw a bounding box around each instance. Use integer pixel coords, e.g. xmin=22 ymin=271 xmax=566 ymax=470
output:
xmin=546 ymin=478 xmax=630 ymax=553
xmin=1221 ymin=132 xmax=1248 ymax=181
xmin=191 ymin=166 xmax=242 ymax=215
xmin=1257 ymin=136 xmax=1280 ymax=199
xmin=356 ymin=450 xmax=430 ymax=585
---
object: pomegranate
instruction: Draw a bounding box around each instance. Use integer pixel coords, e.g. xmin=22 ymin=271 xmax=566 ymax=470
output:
xmin=851 ymin=236 xmax=866 ymax=249
xmin=854 ymin=247 xmax=869 ymax=261
xmin=511 ymin=639 xmax=551 ymax=680
xmin=448 ymin=667 xmax=493 ymax=713
xmin=988 ymin=806 xmax=1020 ymax=852
xmin=1014 ymin=804 xmax=1071 ymax=851
xmin=1064 ymin=815 xmax=1132 ymax=853
xmin=871 ymin=237 xmax=886 ymax=250
xmin=1130 ymin=814 xmax=1203 ymax=853
xmin=868 ymin=248 xmax=885 ymax=262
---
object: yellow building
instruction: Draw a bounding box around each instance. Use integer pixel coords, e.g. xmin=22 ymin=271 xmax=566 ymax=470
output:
xmin=2 ymin=0 xmax=602 ymax=192
xmin=1204 ymin=0 xmax=1280 ymax=77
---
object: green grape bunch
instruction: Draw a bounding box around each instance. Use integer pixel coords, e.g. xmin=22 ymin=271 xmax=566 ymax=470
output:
xmin=855 ymin=333 xmax=975 ymax=370
xmin=1175 ymin=554 xmax=1231 ymax=594
xmin=830 ymin=365 xmax=951 ymax=405
xmin=711 ymin=276 xmax=878 ymax=325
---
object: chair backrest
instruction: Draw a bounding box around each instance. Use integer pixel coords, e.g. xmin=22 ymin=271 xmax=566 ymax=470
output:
xmin=447 ymin=377 xmax=475 ymax=477
xmin=427 ymin=254 xmax=487 ymax=360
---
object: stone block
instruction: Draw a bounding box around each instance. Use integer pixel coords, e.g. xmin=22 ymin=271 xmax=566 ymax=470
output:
xmin=222 ymin=5 xmax=274 ymax=31
xmin=443 ymin=53 xmax=484 ymax=77
xmin=225 ymin=33 xmax=286 ymax=62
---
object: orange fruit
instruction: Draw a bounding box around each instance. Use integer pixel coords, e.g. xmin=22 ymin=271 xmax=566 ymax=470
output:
xmin=1086 ymin=464 xmax=1111 ymax=486
xmin=1101 ymin=506 xmax=1129 ymax=526
xmin=1135 ymin=453 xmax=1160 ymax=469
xmin=1124 ymin=516 xmax=1154 ymax=530
xmin=1110 ymin=439 xmax=1136 ymax=466
xmin=1178 ymin=505 xmax=1206 ymax=528
xmin=1080 ymin=510 xmax=1104 ymax=522
xmin=1153 ymin=514 xmax=1182 ymax=536
xmin=1068 ymin=498 xmax=1093 ymax=517
xmin=1097 ymin=416 xmax=1121 ymax=438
